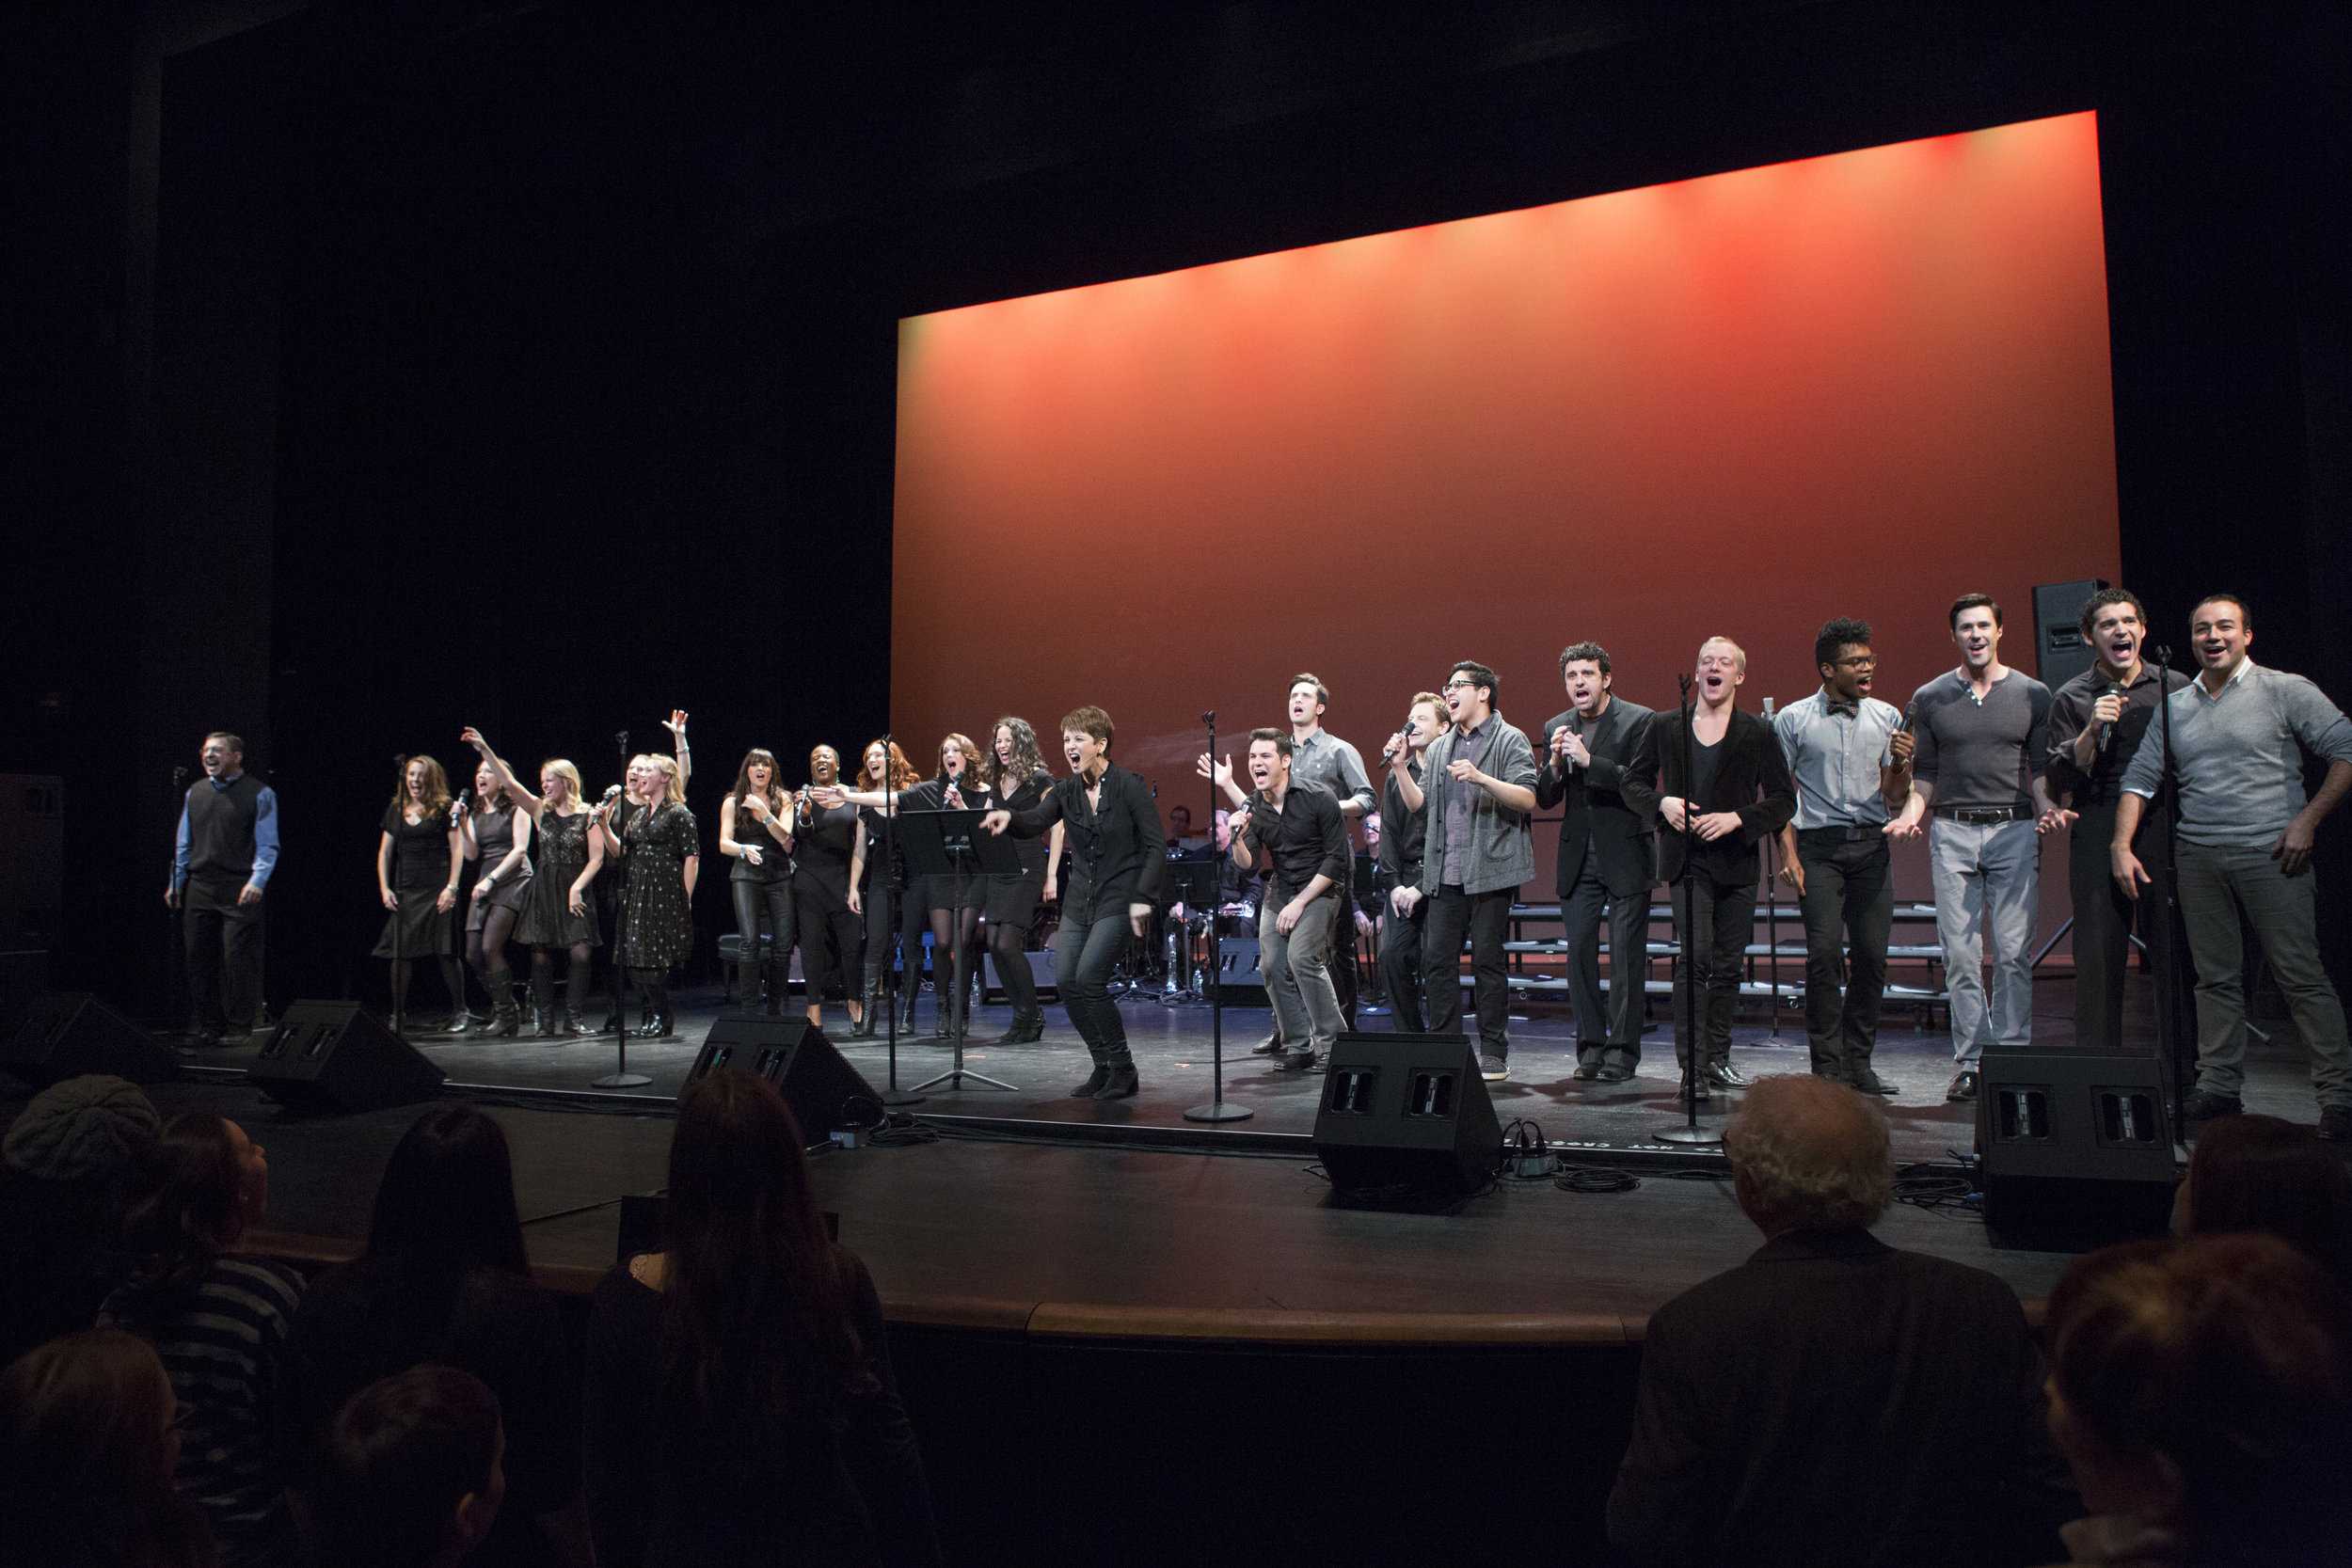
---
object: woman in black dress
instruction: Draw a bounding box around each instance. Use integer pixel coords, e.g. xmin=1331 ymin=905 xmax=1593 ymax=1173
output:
xmin=846 ymin=739 xmax=924 ymax=1039
xmin=459 ymin=759 xmax=535 ymax=1037
xmin=788 ymin=746 xmax=865 ymax=1036
xmin=978 ymin=718 xmax=1064 ymax=1045
xmin=719 ymin=748 xmax=795 ymax=1016
xmin=982 ymin=706 xmax=1165 ymax=1100
xmin=600 ymin=753 xmax=697 ymax=1040
xmin=463 ymin=727 xmax=604 ymax=1037
xmin=582 ymin=1068 xmax=937 ymax=1567
xmin=373 ymin=755 xmax=469 ymax=1030
xmin=914 ymin=735 xmax=992 ymax=1038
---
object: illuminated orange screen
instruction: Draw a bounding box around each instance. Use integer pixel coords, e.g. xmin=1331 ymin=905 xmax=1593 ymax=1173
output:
xmin=894 ymin=112 xmax=2118 ymax=869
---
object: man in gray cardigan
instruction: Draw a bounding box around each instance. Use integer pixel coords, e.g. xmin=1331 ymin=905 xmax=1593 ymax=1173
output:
xmin=2112 ymin=594 xmax=2352 ymax=1139
xmin=1405 ymin=660 xmax=1538 ymax=1081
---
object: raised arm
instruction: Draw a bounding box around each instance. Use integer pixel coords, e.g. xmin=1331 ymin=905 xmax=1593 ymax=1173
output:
xmin=462 ymin=726 xmax=543 ymax=817
xmin=663 ymin=710 xmax=691 ymax=788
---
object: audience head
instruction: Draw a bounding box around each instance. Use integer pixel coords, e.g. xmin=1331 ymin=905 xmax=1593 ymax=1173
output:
xmin=1722 ymin=1075 xmax=1893 ymax=1236
xmin=366 ymin=1105 xmax=530 ymax=1305
xmin=0 ymin=1327 xmax=213 ymax=1568
xmin=660 ymin=1069 xmax=854 ymax=1470
xmin=117 ymin=1113 xmax=269 ymax=1309
xmin=2175 ymin=1114 xmax=2352 ymax=1283
xmin=0 ymin=1077 xmax=166 ymax=1361
xmin=2043 ymin=1233 xmax=2352 ymax=1561
xmin=3 ymin=1075 xmax=161 ymax=1188
xmin=310 ymin=1366 xmax=504 ymax=1568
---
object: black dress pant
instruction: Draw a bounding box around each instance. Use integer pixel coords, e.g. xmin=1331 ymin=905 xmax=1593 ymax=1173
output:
xmin=2069 ymin=800 xmax=2149 ymax=1053
xmin=1562 ymin=856 xmax=1649 ymax=1069
xmin=794 ymin=897 xmax=862 ymax=1006
xmin=183 ymin=877 xmax=262 ymax=1032
xmin=1422 ymin=884 xmax=1514 ymax=1060
xmin=1795 ymin=831 xmax=1894 ymax=1077
xmin=1671 ymin=870 xmax=1756 ymax=1072
xmin=863 ymin=883 xmax=928 ymax=997
xmin=1379 ymin=896 xmax=1428 ymax=1033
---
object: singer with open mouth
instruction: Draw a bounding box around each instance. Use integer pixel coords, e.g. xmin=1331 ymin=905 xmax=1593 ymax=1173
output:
xmin=462 ymin=728 xmax=605 ymax=1037
xmin=981 ymin=707 xmax=1165 ymax=1101
xmin=2041 ymin=588 xmax=2189 ymax=1054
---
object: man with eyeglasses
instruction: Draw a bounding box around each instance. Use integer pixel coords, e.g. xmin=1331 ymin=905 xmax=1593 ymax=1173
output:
xmin=1888 ymin=594 xmax=2065 ymax=1103
xmin=1402 ymin=661 xmax=1538 ymax=1082
xmin=1771 ymin=619 xmax=1913 ymax=1095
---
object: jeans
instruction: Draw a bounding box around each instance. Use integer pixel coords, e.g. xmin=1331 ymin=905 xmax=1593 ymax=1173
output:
xmin=1261 ymin=893 xmax=1344 ymax=1054
xmin=1671 ymin=872 xmax=1756 ymax=1072
xmin=2176 ymin=839 xmax=2352 ymax=1107
xmin=1928 ymin=816 xmax=2041 ymax=1065
xmin=1795 ymin=832 xmax=1894 ymax=1077
xmin=2068 ymin=800 xmax=2150 ymax=1053
xmin=1053 ymin=910 xmax=1133 ymax=1056
xmin=1379 ymin=895 xmax=1428 ymax=1033
xmin=1422 ymin=884 xmax=1514 ymax=1060
xmin=731 ymin=876 xmax=794 ymax=1008
xmin=183 ymin=877 xmax=263 ymax=1032
xmin=1563 ymin=857 xmax=1649 ymax=1069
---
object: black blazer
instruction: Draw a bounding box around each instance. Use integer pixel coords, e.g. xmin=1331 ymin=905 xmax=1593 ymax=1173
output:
xmin=1607 ymin=1227 xmax=2075 ymax=1568
xmin=1533 ymin=698 xmax=1657 ymax=898
xmin=1623 ymin=705 xmax=1795 ymax=886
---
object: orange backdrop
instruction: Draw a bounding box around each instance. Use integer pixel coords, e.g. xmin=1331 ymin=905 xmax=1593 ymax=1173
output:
xmin=892 ymin=111 xmax=2119 ymax=918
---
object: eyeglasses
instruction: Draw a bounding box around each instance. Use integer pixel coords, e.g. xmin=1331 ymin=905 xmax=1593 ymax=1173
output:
xmin=1835 ymin=656 xmax=1877 ymax=669
xmin=1441 ymin=678 xmax=1478 ymax=692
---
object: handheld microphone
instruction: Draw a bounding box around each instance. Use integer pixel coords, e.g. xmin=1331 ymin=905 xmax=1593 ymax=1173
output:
xmin=1899 ymin=698 xmax=1920 ymax=734
xmin=2098 ymin=679 xmax=2125 ymax=752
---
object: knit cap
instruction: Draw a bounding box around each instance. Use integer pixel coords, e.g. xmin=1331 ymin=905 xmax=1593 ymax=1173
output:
xmin=2 ymin=1075 xmax=163 ymax=1183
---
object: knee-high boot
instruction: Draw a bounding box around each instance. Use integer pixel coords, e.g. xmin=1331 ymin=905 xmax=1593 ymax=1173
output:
xmin=851 ymin=975 xmax=880 ymax=1038
xmin=737 ymin=952 xmax=765 ymax=1015
xmin=488 ymin=970 xmax=521 ymax=1037
xmin=564 ymin=950 xmax=593 ymax=1036
xmin=993 ymin=943 xmax=1044 ymax=1045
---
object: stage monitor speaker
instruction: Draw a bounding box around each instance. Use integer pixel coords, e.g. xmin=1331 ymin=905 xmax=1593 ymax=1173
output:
xmin=686 ymin=1018 xmax=882 ymax=1142
xmin=1211 ymin=936 xmax=1269 ymax=1006
xmin=251 ymin=1001 xmax=445 ymax=1114
xmin=2032 ymin=578 xmax=2109 ymax=691
xmin=1 ymin=992 xmax=177 ymax=1087
xmin=1976 ymin=1047 xmax=2178 ymax=1244
xmin=1312 ymin=1032 xmax=1501 ymax=1196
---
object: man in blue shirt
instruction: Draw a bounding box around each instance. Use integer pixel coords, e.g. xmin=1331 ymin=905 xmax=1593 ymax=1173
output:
xmin=167 ymin=731 xmax=279 ymax=1044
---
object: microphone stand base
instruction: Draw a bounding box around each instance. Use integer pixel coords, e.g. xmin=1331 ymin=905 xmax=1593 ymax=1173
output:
xmin=879 ymin=1087 xmax=928 ymax=1108
xmin=593 ymin=1071 xmax=654 ymax=1089
xmin=1651 ymin=1124 xmax=1723 ymax=1147
xmin=1183 ymin=1100 xmax=1254 ymax=1123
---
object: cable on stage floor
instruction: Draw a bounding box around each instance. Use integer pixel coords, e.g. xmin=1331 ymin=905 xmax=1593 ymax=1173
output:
xmin=1892 ymin=1162 xmax=1981 ymax=1220
xmin=864 ymin=1112 xmax=941 ymax=1148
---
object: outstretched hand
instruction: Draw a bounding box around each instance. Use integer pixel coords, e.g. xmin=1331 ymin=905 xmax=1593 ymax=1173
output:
xmin=461 ymin=725 xmax=490 ymax=754
xmin=1196 ymin=753 xmax=1233 ymax=789
xmin=979 ymin=809 xmax=1011 ymax=835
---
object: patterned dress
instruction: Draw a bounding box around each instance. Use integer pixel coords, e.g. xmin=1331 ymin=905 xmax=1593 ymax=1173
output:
xmin=517 ymin=807 xmax=602 ymax=948
xmin=615 ymin=801 xmax=698 ymax=970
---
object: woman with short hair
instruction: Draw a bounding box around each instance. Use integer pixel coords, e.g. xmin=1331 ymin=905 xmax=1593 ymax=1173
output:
xmin=600 ymin=753 xmax=697 ymax=1040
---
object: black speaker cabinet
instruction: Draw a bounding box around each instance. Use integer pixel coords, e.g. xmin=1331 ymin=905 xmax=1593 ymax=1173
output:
xmin=686 ymin=1018 xmax=882 ymax=1143
xmin=1976 ymin=1047 xmax=2179 ymax=1244
xmin=1311 ymin=1033 xmax=1501 ymax=1196
xmin=2032 ymin=578 xmax=2109 ymax=691
xmin=1209 ymin=936 xmax=1269 ymax=1006
xmin=251 ymin=1001 xmax=445 ymax=1114
xmin=1 ymin=992 xmax=178 ymax=1086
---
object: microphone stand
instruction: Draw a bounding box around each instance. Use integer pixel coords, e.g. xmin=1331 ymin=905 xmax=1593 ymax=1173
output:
xmin=1759 ymin=696 xmax=1781 ymax=1041
xmin=168 ymin=765 xmax=190 ymax=1037
xmin=595 ymin=730 xmax=650 ymax=1088
xmin=876 ymin=738 xmax=923 ymax=1107
xmin=1657 ymin=674 xmax=1721 ymax=1146
xmin=1187 ymin=709 xmax=1252 ymax=1122
xmin=2152 ymin=646 xmax=2191 ymax=1128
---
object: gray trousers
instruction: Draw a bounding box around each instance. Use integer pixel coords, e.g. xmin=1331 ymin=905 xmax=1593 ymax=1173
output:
xmin=1928 ymin=816 xmax=2040 ymax=1065
xmin=2177 ymin=839 xmax=2352 ymax=1107
xmin=1261 ymin=892 xmax=1344 ymax=1054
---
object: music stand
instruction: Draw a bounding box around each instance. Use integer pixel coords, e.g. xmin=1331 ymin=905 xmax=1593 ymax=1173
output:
xmin=1160 ymin=854 xmax=1220 ymax=1005
xmin=900 ymin=809 xmax=1021 ymax=1093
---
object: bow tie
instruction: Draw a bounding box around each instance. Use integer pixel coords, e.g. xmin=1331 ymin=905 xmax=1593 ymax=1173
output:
xmin=1826 ymin=700 xmax=1861 ymax=717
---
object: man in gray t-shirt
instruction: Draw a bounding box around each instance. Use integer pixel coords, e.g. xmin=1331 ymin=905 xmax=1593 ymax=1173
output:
xmin=1891 ymin=594 xmax=2067 ymax=1101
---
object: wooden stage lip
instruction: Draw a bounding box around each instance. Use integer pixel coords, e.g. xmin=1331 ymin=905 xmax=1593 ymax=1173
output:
xmin=247 ymin=1228 xmax=2047 ymax=1342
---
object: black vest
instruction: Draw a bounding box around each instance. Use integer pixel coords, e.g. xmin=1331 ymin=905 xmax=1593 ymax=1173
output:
xmin=186 ymin=773 xmax=263 ymax=882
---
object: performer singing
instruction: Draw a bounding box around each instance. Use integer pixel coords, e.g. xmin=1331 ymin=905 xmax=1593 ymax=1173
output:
xmin=458 ymin=759 xmax=535 ymax=1037
xmin=1624 ymin=640 xmax=1796 ymax=1100
xmin=1375 ymin=693 xmax=1447 ymax=1034
xmin=2113 ymin=594 xmax=2352 ymax=1139
xmin=982 ymin=706 xmax=1164 ymax=1100
xmin=461 ymin=727 xmax=603 ymax=1037
xmin=788 ymin=746 xmax=865 ymax=1036
xmin=1406 ymin=661 xmax=1538 ymax=1083
xmin=910 ymin=735 xmax=993 ymax=1039
xmin=1889 ymin=595 xmax=2065 ymax=1102
xmin=600 ymin=753 xmax=697 ymax=1039
xmin=167 ymin=731 xmax=278 ymax=1046
xmin=978 ymin=719 xmax=1065 ymax=1046
xmin=1770 ymin=620 xmax=1912 ymax=1095
xmin=2042 ymin=590 xmax=2189 ymax=1053
xmin=1232 ymin=730 xmax=1350 ymax=1070
xmin=1535 ymin=643 xmax=1658 ymax=1084
xmin=373 ymin=755 xmax=468 ymax=1029
xmin=846 ymin=739 xmax=926 ymax=1038
xmin=719 ymin=749 xmax=795 ymax=1017
xmin=596 ymin=710 xmax=692 ymax=1036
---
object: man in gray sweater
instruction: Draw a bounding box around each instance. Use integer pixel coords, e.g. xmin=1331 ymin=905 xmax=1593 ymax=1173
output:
xmin=2113 ymin=594 xmax=2352 ymax=1140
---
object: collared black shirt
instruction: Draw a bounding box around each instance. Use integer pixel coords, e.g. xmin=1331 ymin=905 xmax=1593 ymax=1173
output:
xmin=2044 ymin=663 xmax=2191 ymax=807
xmin=1376 ymin=758 xmax=1427 ymax=891
xmin=1006 ymin=763 xmax=1165 ymax=921
xmin=1241 ymin=779 xmax=1349 ymax=900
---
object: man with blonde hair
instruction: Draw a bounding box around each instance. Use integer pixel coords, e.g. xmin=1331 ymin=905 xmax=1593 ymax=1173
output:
xmin=1609 ymin=1075 xmax=2074 ymax=1566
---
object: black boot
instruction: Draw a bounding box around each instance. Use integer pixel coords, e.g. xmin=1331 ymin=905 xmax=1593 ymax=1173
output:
xmin=898 ymin=980 xmax=923 ymax=1034
xmin=530 ymin=958 xmax=556 ymax=1036
xmin=850 ymin=980 xmax=880 ymax=1039
xmin=1070 ymin=1045 xmax=1110 ymax=1098
xmin=1093 ymin=1049 xmax=1139 ymax=1101
xmin=993 ymin=1012 xmax=1046 ymax=1046
xmin=738 ymin=958 xmax=764 ymax=1015
xmin=490 ymin=989 xmax=521 ymax=1037
xmin=764 ymin=961 xmax=787 ymax=1017
xmin=993 ymin=944 xmax=1043 ymax=1044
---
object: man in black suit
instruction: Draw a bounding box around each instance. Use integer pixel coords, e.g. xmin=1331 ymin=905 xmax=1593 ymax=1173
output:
xmin=1534 ymin=643 xmax=1657 ymax=1082
xmin=1607 ymin=1074 xmax=2076 ymax=1568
